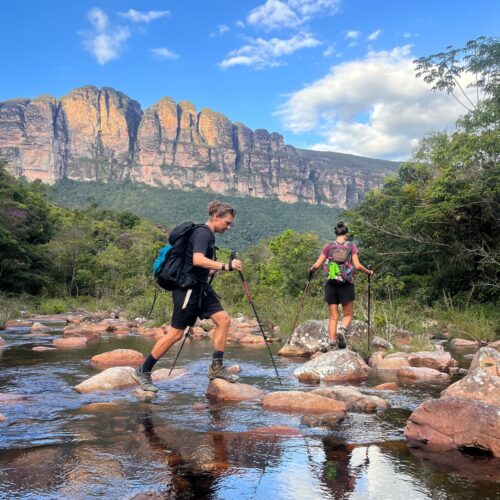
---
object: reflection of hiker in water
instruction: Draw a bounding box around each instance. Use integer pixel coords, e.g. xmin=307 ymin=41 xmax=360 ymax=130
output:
xmin=320 ymin=438 xmax=369 ymax=498
xmin=133 ymin=201 xmax=243 ymax=393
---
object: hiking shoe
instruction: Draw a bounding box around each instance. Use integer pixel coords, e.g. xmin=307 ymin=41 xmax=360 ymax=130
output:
xmin=321 ymin=340 xmax=338 ymax=353
xmin=132 ymin=368 xmax=158 ymax=393
xmin=337 ymin=327 xmax=347 ymax=349
xmin=207 ymin=363 xmax=239 ymax=383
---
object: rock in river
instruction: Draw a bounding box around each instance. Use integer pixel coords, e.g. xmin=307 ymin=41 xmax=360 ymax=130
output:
xmin=207 ymin=379 xmax=264 ymax=401
xmin=293 ymin=349 xmax=370 ymax=382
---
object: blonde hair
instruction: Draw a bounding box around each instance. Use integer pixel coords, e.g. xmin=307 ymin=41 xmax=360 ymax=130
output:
xmin=208 ymin=200 xmax=235 ymax=217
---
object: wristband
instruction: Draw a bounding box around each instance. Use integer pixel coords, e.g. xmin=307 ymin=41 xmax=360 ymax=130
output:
xmin=221 ymin=263 xmax=226 ymax=271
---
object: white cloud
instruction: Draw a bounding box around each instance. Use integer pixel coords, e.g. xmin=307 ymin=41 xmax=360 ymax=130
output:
xmin=276 ymin=45 xmax=474 ymax=159
xmin=119 ymin=9 xmax=170 ymax=23
xmin=151 ymin=48 xmax=179 ymax=60
xmin=247 ymin=0 xmax=302 ymax=31
xmin=82 ymin=8 xmax=130 ymax=64
xmin=367 ymin=29 xmax=381 ymax=41
xmin=219 ymin=32 xmax=321 ymax=69
xmin=345 ymin=30 xmax=360 ymax=40
xmin=323 ymin=44 xmax=335 ymax=57
xmin=288 ymin=0 xmax=340 ymax=17
xmin=247 ymin=0 xmax=340 ymax=31
xmin=211 ymin=24 xmax=230 ymax=37
xmin=236 ymin=20 xmax=246 ymax=28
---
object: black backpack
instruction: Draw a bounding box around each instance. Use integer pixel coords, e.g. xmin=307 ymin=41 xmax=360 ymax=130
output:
xmin=155 ymin=222 xmax=210 ymax=291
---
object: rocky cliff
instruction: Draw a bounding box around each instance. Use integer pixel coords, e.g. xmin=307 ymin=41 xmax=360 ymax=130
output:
xmin=0 ymin=86 xmax=397 ymax=208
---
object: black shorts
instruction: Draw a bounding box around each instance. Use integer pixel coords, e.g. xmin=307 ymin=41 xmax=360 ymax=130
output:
xmin=325 ymin=280 xmax=355 ymax=305
xmin=171 ymin=286 xmax=224 ymax=329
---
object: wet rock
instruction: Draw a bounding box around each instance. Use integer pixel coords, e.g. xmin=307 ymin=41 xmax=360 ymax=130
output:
xmin=5 ymin=319 xmax=32 ymax=328
xmin=312 ymin=386 xmax=390 ymax=412
xmin=250 ymin=425 xmax=303 ymax=436
xmin=397 ymin=367 xmax=451 ymax=383
xmin=32 ymin=346 xmax=56 ymax=352
xmin=368 ymin=351 xmax=410 ymax=371
xmin=450 ymin=338 xmax=480 ymax=349
xmin=133 ymin=389 xmax=158 ymax=400
xmin=405 ymin=397 xmax=500 ymax=457
xmin=468 ymin=347 xmax=499 ymax=376
xmin=301 ymin=412 xmax=346 ymax=428
xmin=192 ymin=402 xmax=210 ymax=410
xmin=372 ymin=382 xmax=398 ymax=391
xmin=31 ymin=322 xmax=51 ymax=332
xmin=372 ymin=336 xmax=393 ymax=350
xmin=190 ymin=326 xmax=206 ymax=338
xmin=74 ymin=366 xmax=136 ymax=393
xmin=53 ymin=337 xmax=88 ymax=348
xmin=66 ymin=315 xmax=84 ymax=324
xmin=63 ymin=323 xmax=100 ymax=339
xmin=262 ymin=391 xmax=347 ymax=413
xmin=0 ymin=413 xmax=6 ymax=422
xmin=0 ymin=393 xmax=28 ymax=405
xmin=227 ymin=364 xmax=241 ymax=374
xmin=441 ymin=368 xmax=500 ymax=405
xmin=113 ymin=328 xmax=131 ymax=336
xmin=207 ymin=379 xmax=264 ymax=401
xmin=151 ymin=368 xmax=187 ymax=383
xmin=278 ymin=319 xmax=329 ymax=356
xmin=294 ymin=350 xmax=370 ymax=382
xmin=79 ymin=402 xmax=122 ymax=413
xmin=407 ymin=347 xmax=455 ymax=371
xmin=137 ymin=326 xmax=165 ymax=337
xmin=91 ymin=349 xmax=145 ymax=367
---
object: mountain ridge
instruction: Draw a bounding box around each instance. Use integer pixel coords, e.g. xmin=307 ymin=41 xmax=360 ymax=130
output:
xmin=0 ymin=85 xmax=398 ymax=208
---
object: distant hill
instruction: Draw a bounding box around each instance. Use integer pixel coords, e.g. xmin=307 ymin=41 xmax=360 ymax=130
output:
xmin=1 ymin=86 xmax=398 ymax=208
xmin=48 ymin=179 xmax=343 ymax=249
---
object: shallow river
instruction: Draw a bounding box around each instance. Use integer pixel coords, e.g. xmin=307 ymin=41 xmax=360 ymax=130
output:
xmin=0 ymin=324 xmax=498 ymax=499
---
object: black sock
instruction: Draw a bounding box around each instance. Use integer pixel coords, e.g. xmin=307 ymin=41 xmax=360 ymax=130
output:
xmin=140 ymin=354 xmax=158 ymax=373
xmin=212 ymin=350 xmax=224 ymax=367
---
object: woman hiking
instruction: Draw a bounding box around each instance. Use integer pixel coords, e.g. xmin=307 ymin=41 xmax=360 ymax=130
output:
xmin=133 ymin=201 xmax=242 ymax=393
xmin=309 ymin=222 xmax=373 ymax=350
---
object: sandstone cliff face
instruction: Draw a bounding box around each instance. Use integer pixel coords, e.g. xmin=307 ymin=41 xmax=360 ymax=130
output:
xmin=0 ymin=86 xmax=396 ymax=208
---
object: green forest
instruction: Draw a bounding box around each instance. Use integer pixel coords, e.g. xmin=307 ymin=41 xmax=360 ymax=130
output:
xmin=1 ymin=37 xmax=498 ymax=347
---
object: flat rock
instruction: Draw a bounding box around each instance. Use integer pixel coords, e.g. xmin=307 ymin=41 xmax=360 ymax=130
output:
xmin=449 ymin=338 xmax=480 ymax=349
xmin=53 ymin=337 xmax=88 ymax=348
xmin=239 ymin=334 xmax=266 ymax=345
xmin=372 ymin=335 xmax=393 ymax=350
xmin=151 ymin=368 xmax=187 ymax=382
xmin=5 ymin=320 xmax=32 ymax=328
xmin=294 ymin=350 xmax=370 ymax=382
xmin=63 ymin=324 xmax=100 ymax=339
xmin=398 ymin=367 xmax=450 ymax=383
xmin=468 ymin=347 xmax=499 ymax=376
xmin=441 ymin=368 xmax=500 ymax=405
xmin=31 ymin=322 xmax=51 ymax=332
xmin=408 ymin=348 xmax=455 ymax=371
xmin=207 ymin=379 xmax=264 ymax=401
xmin=278 ymin=319 xmax=329 ymax=357
xmin=74 ymin=367 xmax=136 ymax=393
xmin=249 ymin=425 xmax=303 ymax=437
xmin=312 ymin=386 xmax=390 ymax=412
xmin=262 ymin=391 xmax=347 ymax=413
xmin=32 ymin=346 xmax=56 ymax=352
xmin=137 ymin=326 xmax=165 ymax=337
xmin=405 ymin=397 xmax=500 ymax=457
xmin=372 ymin=382 xmax=398 ymax=391
xmin=369 ymin=351 xmax=411 ymax=371
xmin=91 ymin=349 xmax=145 ymax=367
xmin=0 ymin=393 xmax=28 ymax=405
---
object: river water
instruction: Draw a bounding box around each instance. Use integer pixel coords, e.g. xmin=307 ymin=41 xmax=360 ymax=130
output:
xmin=0 ymin=324 xmax=498 ymax=499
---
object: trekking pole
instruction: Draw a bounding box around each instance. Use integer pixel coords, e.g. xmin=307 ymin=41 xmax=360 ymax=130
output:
xmin=168 ymin=273 xmax=216 ymax=375
xmin=286 ymin=270 xmax=314 ymax=345
xmin=231 ymin=251 xmax=283 ymax=386
xmin=366 ymin=265 xmax=372 ymax=351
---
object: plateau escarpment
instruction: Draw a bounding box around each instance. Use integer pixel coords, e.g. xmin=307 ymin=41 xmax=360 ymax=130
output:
xmin=0 ymin=86 xmax=397 ymax=208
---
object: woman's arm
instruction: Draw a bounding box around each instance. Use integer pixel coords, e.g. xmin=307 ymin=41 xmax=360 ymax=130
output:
xmin=352 ymin=254 xmax=373 ymax=275
xmin=310 ymin=253 xmax=327 ymax=271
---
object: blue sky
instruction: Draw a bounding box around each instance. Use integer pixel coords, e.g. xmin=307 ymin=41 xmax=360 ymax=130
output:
xmin=1 ymin=1 xmax=497 ymax=160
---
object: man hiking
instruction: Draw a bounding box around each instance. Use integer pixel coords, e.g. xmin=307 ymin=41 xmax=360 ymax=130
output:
xmin=133 ymin=201 xmax=242 ymax=393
